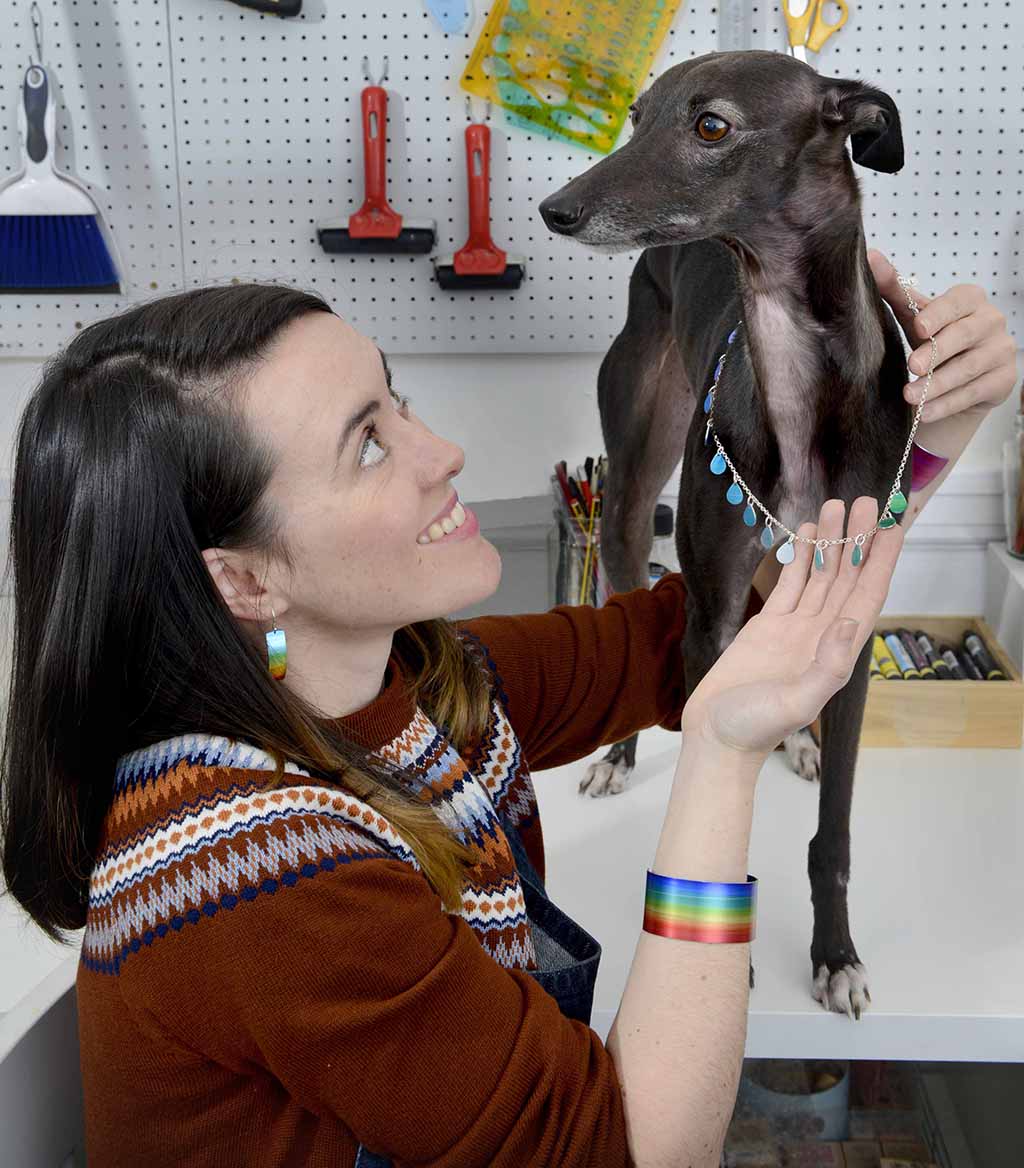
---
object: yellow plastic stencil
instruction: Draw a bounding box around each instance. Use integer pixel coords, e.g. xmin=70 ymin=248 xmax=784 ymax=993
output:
xmin=460 ymin=0 xmax=683 ymax=155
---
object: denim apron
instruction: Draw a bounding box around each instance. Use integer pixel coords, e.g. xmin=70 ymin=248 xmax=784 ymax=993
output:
xmin=353 ymin=810 xmax=603 ymax=1168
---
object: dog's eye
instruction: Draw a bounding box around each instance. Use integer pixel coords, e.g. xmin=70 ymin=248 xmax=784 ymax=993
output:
xmin=696 ymin=113 xmax=730 ymax=142
xmin=629 ymin=101 xmax=642 ymax=125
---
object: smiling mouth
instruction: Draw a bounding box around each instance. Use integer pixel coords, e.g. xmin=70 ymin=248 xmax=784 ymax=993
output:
xmin=417 ymin=497 xmax=468 ymax=545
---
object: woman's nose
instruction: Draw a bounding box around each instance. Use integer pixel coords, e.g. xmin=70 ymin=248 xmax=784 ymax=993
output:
xmin=419 ymin=427 xmax=464 ymax=486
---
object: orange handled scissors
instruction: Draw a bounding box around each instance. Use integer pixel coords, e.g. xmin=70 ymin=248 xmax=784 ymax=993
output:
xmin=781 ymin=0 xmax=849 ymax=63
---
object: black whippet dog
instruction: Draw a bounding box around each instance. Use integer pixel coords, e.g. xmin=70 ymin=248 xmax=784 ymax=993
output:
xmin=539 ymin=51 xmax=911 ymax=1018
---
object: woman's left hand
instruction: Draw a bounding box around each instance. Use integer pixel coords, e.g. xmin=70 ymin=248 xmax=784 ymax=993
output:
xmin=868 ymin=249 xmax=1020 ymax=423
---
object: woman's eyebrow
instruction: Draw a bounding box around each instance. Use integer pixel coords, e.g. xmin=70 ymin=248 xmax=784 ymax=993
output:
xmin=332 ymin=348 xmax=391 ymax=468
xmin=377 ymin=346 xmax=393 ymax=391
xmin=335 ymin=399 xmax=380 ymax=466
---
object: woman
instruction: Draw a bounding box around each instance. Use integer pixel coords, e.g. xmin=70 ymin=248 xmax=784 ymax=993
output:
xmin=1 ymin=255 xmax=1015 ymax=1167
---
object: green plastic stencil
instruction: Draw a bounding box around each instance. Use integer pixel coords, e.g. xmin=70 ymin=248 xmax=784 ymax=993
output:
xmin=460 ymin=0 xmax=684 ymax=154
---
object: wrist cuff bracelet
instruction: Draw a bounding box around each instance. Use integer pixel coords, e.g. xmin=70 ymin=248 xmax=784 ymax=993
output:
xmin=643 ymin=871 xmax=758 ymax=944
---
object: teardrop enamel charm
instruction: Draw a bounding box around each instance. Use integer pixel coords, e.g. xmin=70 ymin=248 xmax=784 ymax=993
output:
xmin=776 ymin=536 xmax=796 ymax=564
xmin=743 ymin=502 xmax=757 ymax=527
xmin=889 ymin=490 xmax=908 ymax=514
xmin=728 ymin=325 xmax=739 ymax=344
xmin=714 ymin=355 xmax=725 ymax=380
xmin=760 ymin=519 xmax=775 ymax=550
xmin=710 ymin=451 xmax=727 ymax=475
xmin=704 ymin=390 xmax=713 ymax=414
xmin=726 ymin=481 xmax=744 ymax=505
xmin=878 ymin=513 xmax=897 ymax=529
xmin=814 ymin=541 xmax=826 ymax=571
xmin=851 ymin=533 xmax=867 ymax=567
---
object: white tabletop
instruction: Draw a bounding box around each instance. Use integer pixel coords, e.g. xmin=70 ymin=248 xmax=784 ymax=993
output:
xmin=535 ymin=726 xmax=1024 ymax=1063
xmin=2 ymin=729 xmax=1021 ymax=1065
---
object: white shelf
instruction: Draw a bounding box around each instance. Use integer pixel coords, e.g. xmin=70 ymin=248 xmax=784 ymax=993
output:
xmin=535 ymin=726 xmax=1024 ymax=1062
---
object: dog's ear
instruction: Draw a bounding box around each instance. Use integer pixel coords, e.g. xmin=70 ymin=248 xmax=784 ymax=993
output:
xmin=821 ymin=79 xmax=904 ymax=173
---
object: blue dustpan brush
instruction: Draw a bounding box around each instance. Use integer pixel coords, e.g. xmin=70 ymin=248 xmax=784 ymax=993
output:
xmin=0 ymin=63 xmax=121 ymax=293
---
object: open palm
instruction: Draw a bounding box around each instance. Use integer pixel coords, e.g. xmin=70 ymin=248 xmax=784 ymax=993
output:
xmin=682 ymin=496 xmax=905 ymax=755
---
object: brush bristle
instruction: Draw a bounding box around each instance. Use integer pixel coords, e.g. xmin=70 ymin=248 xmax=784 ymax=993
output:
xmin=0 ymin=215 xmax=120 ymax=291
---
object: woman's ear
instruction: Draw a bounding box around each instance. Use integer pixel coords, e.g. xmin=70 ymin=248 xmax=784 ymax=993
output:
xmin=821 ymin=78 xmax=904 ymax=174
xmin=201 ymin=547 xmax=286 ymax=625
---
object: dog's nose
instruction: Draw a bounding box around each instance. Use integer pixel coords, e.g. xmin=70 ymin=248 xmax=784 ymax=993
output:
xmin=539 ymin=197 xmax=587 ymax=235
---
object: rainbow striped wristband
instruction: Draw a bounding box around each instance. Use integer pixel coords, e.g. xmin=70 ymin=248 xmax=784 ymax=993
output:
xmin=643 ymin=871 xmax=758 ymax=944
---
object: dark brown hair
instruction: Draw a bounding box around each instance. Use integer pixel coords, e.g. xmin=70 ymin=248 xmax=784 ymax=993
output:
xmin=0 ymin=283 xmax=488 ymax=941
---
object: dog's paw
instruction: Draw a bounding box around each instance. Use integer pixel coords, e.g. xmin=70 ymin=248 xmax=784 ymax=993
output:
xmin=783 ymin=727 xmax=820 ymax=782
xmin=811 ymin=962 xmax=871 ymax=1020
xmin=578 ymin=756 xmax=632 ymax=797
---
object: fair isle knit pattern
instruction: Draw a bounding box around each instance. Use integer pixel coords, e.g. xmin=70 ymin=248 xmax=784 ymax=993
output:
xmin=83 ymin=696 xmax=541 ymax=977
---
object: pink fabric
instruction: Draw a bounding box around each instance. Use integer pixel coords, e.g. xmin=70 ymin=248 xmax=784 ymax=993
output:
xmin=910 ymin=441 xmax=948 ymax=491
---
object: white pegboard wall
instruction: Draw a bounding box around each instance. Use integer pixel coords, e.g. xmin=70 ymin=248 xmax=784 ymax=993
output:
xmin=0 ymin=0 xmax=1021 ymax=356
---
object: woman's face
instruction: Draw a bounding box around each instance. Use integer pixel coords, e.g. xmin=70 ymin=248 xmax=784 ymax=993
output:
xmin=243 ymin=312 xmax=502 ymax=634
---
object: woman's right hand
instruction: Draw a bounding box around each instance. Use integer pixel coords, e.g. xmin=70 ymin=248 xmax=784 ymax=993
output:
xmin=681 ymin=496 xmax=905 ymax=757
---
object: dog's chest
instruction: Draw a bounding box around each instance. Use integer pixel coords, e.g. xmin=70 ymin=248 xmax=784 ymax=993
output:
xmin=744 ymin=295 xmax=827 ymax=510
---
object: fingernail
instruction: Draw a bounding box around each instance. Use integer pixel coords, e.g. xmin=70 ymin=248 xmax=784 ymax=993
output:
xmin=838 ymin=619 xmax=858 ymax=643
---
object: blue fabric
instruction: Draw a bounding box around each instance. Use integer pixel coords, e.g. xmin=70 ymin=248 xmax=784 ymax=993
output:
xmin=354 ymin=811 xmax=603 ymax=1167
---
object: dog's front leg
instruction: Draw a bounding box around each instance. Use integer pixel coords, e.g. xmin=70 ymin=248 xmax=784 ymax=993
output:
xmin=808 ymin=637 xmax=874 ymax=1019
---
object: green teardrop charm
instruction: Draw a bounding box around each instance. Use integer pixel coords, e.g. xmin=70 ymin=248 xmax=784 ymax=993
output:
xmin=889 ymin=491 xmax=908 ymax=514
xmin=814 ymin=546 xmax=825 ymax=572
xmin=851 ymin=544 xmax=863 ymax=567
xmin=878 ymin=514 xmax=897 ymax=529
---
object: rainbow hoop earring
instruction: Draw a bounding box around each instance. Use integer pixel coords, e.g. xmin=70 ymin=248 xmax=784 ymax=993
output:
xmin=266 ymin=606 xmax=287 ymax=681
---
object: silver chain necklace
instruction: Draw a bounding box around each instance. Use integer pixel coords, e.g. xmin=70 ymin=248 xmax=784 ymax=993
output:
xmin=704 ymin=272 xmax=939 ymax=568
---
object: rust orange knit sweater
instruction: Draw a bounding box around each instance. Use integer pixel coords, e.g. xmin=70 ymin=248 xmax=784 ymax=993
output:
xmin=77 ymin=575 xmax=762 ymax=1166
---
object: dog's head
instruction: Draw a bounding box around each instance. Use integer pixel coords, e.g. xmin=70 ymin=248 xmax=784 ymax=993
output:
xmin=538 ymin=51 xmax=903 ymax=252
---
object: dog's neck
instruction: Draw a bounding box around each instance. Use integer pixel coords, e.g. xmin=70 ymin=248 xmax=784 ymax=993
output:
xmin=729 ymin=201 xmax=885 ymax=393
xmin=723 ymin=198 xmax=886 ymax=499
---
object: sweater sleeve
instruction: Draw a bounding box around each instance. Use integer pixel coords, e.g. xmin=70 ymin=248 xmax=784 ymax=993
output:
xmin=460 ymin=574 xmax=763 ymax=772
xmin=120 ymin=823 xmax=633 ymax=1168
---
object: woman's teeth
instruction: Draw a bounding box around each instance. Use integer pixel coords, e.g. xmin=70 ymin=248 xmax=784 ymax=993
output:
xmin=418 ymin=501 xmax=467 ymax=544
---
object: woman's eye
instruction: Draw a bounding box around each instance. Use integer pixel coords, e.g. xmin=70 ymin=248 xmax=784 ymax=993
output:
xmin=359 ymin=427 xmax=388 ymax=469
xmin=696 ymin=113 xmax=730 ymax=142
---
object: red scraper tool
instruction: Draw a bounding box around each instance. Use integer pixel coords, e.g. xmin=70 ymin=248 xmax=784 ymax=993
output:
xmin=433 ymin=100 xmax=524 ymax=290
xmin=318 ymin=57 xmax=436 ymax=255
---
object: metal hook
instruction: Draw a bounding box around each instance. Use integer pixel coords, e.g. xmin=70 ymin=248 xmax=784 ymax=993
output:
xmin=464 ymin=96 xmax=493 ymax=124
xmin=361 ymin=56 xmax=389 ymax=86
xmin=29 ymin=2 xmax=44 ymax=68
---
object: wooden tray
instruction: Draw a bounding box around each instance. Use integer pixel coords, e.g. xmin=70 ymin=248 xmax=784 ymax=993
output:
xmin=861 ymin=616 xmax=1023 ymax=748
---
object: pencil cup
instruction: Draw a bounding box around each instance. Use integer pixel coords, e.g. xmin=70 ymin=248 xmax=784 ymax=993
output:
xmin=549 ymin=476 xmax=602 ymax=607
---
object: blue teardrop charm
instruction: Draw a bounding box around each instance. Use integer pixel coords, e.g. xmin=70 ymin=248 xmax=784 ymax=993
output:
xmin=704 ymin=391 xmax=713 ymax=414
xmin=710 ymin=451 xmax=727 ymax=475
xmin=776 ymin=539 xmax=796 ymax=564
xmin=743 ymin=504 xmax=757 ymax=527
xmin=726 ymin=481 xmax=744 ymax=505
xmin=889 ymin=491 xmax=908 ymax=514
xmin=760 ymin=525 xmax=775 ymax=550
xmin=814 ymin=546 xmax=825 ymax=571
xmin=714 ymin=355 xmax=725 ymax=380
xmin=728 ymin=326 xmax=739 ymax=344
